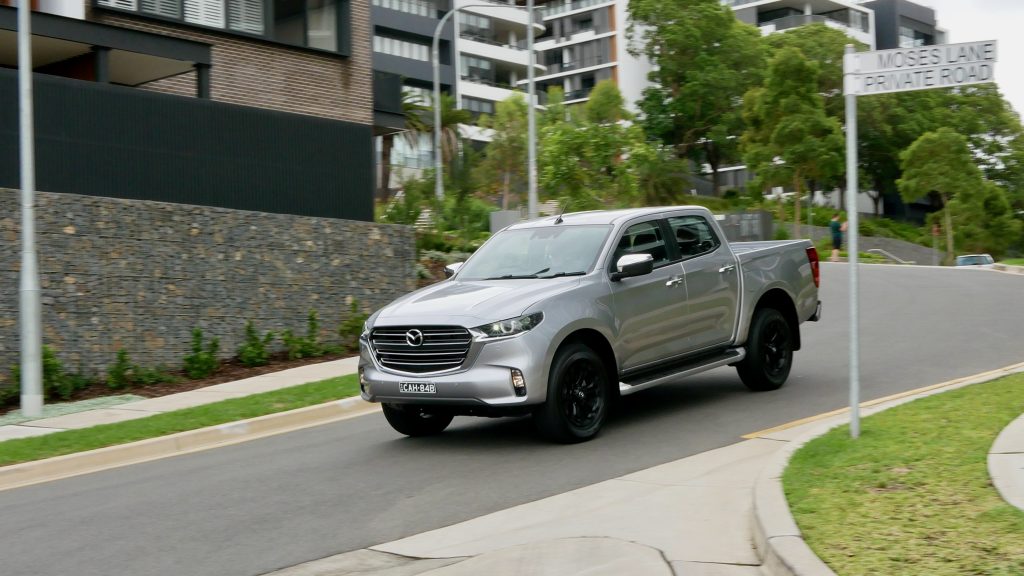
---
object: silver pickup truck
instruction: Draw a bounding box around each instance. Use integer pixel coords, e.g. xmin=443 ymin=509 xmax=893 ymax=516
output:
xmin=359 ymin=206 xmax=821 ymax=442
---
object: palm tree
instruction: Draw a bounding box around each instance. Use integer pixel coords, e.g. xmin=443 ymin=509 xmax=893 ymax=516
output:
xmin=433 ymin=93 xmax=472 ymax=171
xmin=379 ymin=91 xmax=430 ymax=203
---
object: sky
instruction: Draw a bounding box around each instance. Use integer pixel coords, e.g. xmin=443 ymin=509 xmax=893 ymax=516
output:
xmin=913 ymin=0 xmax=1024 ymax=116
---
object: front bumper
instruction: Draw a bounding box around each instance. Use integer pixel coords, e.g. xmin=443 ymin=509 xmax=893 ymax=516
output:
xmin=358 ymin=331 xmax=549 ymax=408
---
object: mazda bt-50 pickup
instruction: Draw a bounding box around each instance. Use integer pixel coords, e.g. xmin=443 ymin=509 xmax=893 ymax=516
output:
xmin=359 ymin=206 xmax=821 ymax=442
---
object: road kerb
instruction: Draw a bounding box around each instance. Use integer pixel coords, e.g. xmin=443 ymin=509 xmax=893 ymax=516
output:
xmin=752 ymin=361 xmax=1024 ymax=576
xmin=0 ymin=396 xmax=380 ymax=493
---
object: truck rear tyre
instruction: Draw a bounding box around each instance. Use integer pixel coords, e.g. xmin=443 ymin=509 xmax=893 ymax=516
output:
xmin=534 ymin=342 xmax=609 ymax=443
xmin=382 ymin=404 xmax=454 ymax=437
xmin=737 ymin=307 xmax=793 ymax=392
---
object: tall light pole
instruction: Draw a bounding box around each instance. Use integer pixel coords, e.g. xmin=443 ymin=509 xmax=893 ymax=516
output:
xmin=525 ymin=0 xmax=537 ymax=220
xmin=18 ymin=1 xmax=43 ymax=417
xmin=432 ymin=1 xmax=540 ymax=222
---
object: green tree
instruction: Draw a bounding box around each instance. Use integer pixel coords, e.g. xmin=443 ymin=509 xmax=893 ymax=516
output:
xmin=539 ymin=81 xmax=646 ymax=209
xmin=630 ymin=0 xmax=766 ymax=195
xmin=477 ymin=92 xmax=528 ymax=209
xmin=897 ymin=128 xmax=983 ymax=262
xmin=379 ymin=90 xmax=430 ymax=203
xmin=947 ymin=181 xmax=1022 ymax=258
xmin=742 ymin=48 xmax=844 ymax=238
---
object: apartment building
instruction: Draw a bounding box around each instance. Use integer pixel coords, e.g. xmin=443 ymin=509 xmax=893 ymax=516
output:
xmin=372 ymin=0 xmax=542 ymax=185
xmin=862 ymin=0 xmax=943 ymax=49
xmin=528 ymin=0 xmax=650 ymax=107
xmin=726 ymin=0 xmax=875 ymax=48
xmin=0 ymin=0 xmax=385 ymax=220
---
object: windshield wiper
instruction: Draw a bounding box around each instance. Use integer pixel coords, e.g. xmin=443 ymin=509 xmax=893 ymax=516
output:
xmin=483 ymin=267 xmax=550 ymax=280
xmin=538 ymin=271 xmax=586 ymax=278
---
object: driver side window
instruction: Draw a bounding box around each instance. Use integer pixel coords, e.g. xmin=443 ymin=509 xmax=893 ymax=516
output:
xmin=667 ymin=215 xmax=720 ymax=259
xmin=612 ymin=221 xmax=670 ymax=269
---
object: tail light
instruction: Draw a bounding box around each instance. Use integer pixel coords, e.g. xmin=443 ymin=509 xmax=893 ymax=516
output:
xmin=806 ymin=247 xmax=820 ymax=288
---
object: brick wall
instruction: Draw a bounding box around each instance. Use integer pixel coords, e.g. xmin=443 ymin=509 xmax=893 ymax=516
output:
xmin=84 ymin=1 xmax=374 ymax=125
xmin=0 ymin=189 xmax=416 ymax=383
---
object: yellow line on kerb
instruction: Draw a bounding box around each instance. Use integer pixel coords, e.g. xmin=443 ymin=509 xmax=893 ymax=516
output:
xmin=741 ymin=361 xmax=1024 ymax=439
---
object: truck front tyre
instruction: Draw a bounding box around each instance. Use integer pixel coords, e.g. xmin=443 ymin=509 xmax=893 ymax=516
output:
xmin=534 ymin=342 xmax=609 ymax=443
xmin=382 ymin=404 xmax=454 ymax=437
xmin=737 ymin=307 xmax=793 ymax=392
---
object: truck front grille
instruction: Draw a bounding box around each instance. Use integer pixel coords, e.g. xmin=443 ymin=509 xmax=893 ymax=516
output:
xmin=370 ymin=326 xmax=473 ymax=374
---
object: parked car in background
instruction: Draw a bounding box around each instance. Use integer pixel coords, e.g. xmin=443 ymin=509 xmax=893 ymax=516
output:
xmin=359 ymin=207 xmax=821 ymax=442
xmin=955 ymin=254 xmax=995 ymax=267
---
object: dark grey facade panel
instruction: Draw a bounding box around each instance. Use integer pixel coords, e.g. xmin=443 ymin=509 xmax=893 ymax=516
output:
xmin=0 ymin=69 xmax=373 ymax=221
xmin=373 ymin=52 xmax=453 ymax=86
xmin=864 ymin=0 xmax=937 ymax=50
xmin=0 ymin=5 xmax=211 ymax=64
xmin=371 ymin=5 xmax=453 ymax=39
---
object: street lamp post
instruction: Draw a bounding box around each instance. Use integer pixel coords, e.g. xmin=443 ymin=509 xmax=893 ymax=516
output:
xmin=432 ymin=2 xmax=539 ymax=220
xmin=18 ymin=0 xmax=43 ymax=417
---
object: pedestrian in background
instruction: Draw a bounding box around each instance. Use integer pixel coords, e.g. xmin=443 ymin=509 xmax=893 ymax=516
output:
xmin=829 ymin=212 xmax=847 ymax=262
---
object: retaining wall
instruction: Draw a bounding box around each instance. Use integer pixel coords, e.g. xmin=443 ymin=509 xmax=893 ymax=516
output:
xmin=0 ymin=189 xmax=415 ymax=384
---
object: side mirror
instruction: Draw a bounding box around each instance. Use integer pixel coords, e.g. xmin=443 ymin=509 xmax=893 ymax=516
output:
xmin=444 ymin=262 xmax=464 ymax=279
xmin=611 ymin=254 xmax=654 ymax=282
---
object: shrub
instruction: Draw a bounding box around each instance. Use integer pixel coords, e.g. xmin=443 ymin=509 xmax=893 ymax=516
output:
xmin=281 ymin=310 xmax=325 ymax=360
xmin=773 ymin=226 xmax=791 ymax=240
xmin=9 ymin=346 xmax=89 ymax=401
xmin=183 ymin=328 xmax=220 ymax=379
xmin=132 ymin=366 xmax=178 ymax=386
xmin=106 ymin=349 xmax=134 ymax=390
xmin=237 ymin=320 xmax=275 ymax=367
xmin=338 ymin=301 xmax=369 ymax=350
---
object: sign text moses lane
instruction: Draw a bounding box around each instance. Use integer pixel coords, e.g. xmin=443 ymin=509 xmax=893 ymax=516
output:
xmin=845 ymin=40 xmax=997 ymax=74
xmin=844 ymin=40 xmax=998 ymax=96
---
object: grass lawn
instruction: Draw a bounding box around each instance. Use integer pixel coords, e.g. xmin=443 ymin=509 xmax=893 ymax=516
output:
xmin=1002 ymin=258 xmax=1024 ymax=266
xmin=784 ymin=373 xmax=1024 ymax=575
xmin=0 ymin=374 xmax=359 ymax=467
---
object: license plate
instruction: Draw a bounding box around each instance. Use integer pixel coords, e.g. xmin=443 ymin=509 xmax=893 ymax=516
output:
xmin=399 ymin=382 xmax=436 ymax=394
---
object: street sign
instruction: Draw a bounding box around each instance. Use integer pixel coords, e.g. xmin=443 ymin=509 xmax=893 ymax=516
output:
xmin=844 ymin=40 xmax=997 ymax=95
xmin=840 ymin=39 xmax=997 ymax=439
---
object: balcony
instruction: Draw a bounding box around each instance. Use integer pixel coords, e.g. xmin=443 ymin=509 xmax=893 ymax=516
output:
xmin=540 ymin=0 xmax=615 ymax=19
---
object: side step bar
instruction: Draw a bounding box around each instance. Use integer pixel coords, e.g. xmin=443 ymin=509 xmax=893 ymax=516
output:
xmin=618 ymin=348 xmax=746 ymax=396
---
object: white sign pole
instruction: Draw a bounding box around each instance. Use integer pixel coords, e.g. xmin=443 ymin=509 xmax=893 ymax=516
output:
xmin=844 ymin=44 xmax=860 ymax=439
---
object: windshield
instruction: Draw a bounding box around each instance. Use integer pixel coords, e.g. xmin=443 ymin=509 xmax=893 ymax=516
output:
xmin=956 ymin=255 xmax=991 ymax=266
xmin=456 ymin=225 xmax=612 ymax=280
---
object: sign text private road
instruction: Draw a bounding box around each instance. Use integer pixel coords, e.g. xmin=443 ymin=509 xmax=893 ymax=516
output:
xmin=844 ymin=40 xmax=997 ymax=95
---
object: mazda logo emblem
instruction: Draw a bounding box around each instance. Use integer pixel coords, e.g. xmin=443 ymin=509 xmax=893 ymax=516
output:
xmin=405 ymin=329 xmax=424 ymax=347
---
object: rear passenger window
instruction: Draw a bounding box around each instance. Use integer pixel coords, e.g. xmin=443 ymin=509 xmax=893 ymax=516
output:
xmin=612 ymin=221 xmax=670 ymax=268
xmin=667 ymin=216 xmax=720 ymax=259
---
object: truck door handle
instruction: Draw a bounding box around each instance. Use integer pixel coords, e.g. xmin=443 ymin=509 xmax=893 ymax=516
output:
xmin=719 ymin=264 xmax=736 ymax=274
xmin=665 ymin=277 xmax=684 ymax=287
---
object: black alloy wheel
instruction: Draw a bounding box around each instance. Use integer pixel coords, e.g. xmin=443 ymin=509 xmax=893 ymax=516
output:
xmin=535 ymin=342 xmax=609 ymax=443
xmin=737 ymin=307 xmax=793 ymax=392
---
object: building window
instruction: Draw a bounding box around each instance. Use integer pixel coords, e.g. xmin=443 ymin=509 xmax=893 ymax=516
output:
xmin=372 ymin=0 xmax=434 ymax=18
xmin=462 ymin=96 xmax=494 ymax=116
xmin=460 ymin=54 xmax=493 ymax=82
xmin=94 ymin=0 xmax=349 ymax=55
xmin=899 ymin=25 xmax=933 ymax=48
xmin=373 ymin=34 xmax=431 ymax=62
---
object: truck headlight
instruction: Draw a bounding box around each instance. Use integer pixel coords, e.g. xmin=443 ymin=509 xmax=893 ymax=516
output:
xmin=471 ymin=312 xmax=544 ymax=340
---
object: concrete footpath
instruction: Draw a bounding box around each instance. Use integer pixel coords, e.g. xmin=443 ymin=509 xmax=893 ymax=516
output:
xmin=1 ymin=359 xmax=1022 ymax=576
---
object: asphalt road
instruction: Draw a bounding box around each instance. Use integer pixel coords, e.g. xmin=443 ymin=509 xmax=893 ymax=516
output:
xmin=0 ymin=264 xmax=1021 ymax=576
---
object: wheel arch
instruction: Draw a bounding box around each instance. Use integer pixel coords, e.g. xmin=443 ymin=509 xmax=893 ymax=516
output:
xmin=751 ymin=288 xmax=801 ymax=351
xmin=554 ymin=328 xmax=620 ymax=398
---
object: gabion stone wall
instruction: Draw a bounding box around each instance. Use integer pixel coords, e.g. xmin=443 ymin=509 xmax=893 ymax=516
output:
xmin=0 ymin=189 xmax=415 ymax=384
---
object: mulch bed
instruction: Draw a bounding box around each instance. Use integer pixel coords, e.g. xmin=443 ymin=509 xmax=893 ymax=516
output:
xmin=0 ymin=351 xmax=355 ymax=418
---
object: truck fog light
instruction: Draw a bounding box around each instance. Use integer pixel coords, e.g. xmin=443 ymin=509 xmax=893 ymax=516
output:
xmin=359 ymin=368 xmax=367 ymax=393
xmin=511 ymin=369 xmax=527 ymax=397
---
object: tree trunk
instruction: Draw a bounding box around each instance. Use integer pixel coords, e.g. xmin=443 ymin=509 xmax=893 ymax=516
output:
xmin=792 ymin=175 xmax=802 ymax=239
xmin=501 ymin=171 xmax=511 ymax=210
xmin=942 ymin=194 xmax=955 ymax=265
xmin=380 ymin=134 xmax=394 ymax=203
